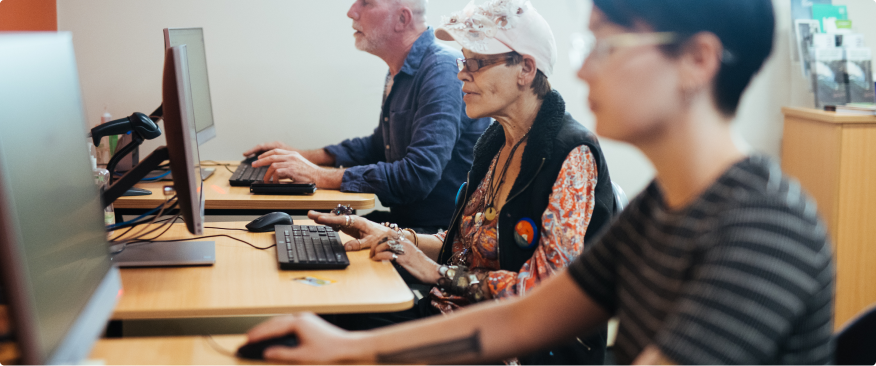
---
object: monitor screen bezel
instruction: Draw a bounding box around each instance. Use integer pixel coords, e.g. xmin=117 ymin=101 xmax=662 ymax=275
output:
xmin=163 ymin=27 xmax=216 ymax=146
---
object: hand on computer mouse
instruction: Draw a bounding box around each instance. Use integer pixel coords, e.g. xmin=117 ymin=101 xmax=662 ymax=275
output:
xmin=308 ymin=210 xmax=396 ymax=252
xmin=245 ymin=312 xmax=368 ymax=363
xmin=243 ymin=141 xmax=293 ymax=158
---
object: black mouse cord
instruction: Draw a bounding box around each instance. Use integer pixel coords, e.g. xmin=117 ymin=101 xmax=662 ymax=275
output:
xmin=203 ymin=334 xmax=238 ymax=358
xmin=204 ymin=226 xmax=249 ymax=232
xmin=133 ymin=234 xmax=276 ymax=251
xmin=200 ymin=160 xmax=237 ymax=174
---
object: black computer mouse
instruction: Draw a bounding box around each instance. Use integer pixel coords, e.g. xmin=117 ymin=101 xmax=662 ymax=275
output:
xmin=236 ymin=334 xmax=299 ymax=360
xmin=246 ymin=212 xmax=293 ymax=232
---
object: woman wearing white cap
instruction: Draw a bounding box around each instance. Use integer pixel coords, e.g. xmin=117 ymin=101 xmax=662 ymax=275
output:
xmin=245 ymin=0 xmax=835 ymax=363
xmin=301 ymin=0 xmax=615 ymax=363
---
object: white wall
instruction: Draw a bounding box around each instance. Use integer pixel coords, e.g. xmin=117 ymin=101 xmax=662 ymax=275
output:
xmin=57 ymin=0 xmax=876 ymax=200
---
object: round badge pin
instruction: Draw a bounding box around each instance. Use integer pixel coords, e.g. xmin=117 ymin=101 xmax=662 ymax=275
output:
xmin=514 ymin=218 xmax=539 ymax=249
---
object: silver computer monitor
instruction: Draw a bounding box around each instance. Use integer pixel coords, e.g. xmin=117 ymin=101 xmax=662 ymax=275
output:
xmin=164 ymin=27 xmax=216 ymax=146
xmin=0 ymin=33 xmax=122 ymax=365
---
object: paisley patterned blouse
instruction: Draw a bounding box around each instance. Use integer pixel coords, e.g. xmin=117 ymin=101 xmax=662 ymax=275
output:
xmin=431 ymin=145 xmax=599 ymax=313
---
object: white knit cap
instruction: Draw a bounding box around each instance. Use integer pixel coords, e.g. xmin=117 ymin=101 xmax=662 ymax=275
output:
xmin=435 ymin=0 xmax=557 ymax=77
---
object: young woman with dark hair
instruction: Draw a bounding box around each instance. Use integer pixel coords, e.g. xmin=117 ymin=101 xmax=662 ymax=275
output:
xmin=241 ymin=0 xmax=835 ymax=364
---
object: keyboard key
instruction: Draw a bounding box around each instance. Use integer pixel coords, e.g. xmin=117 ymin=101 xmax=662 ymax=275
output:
xmin=305 ymin=245 xmax=317 ymax=262
xmin=323 ymin=245 xmax=336 ymax=262
xmin=315 ymin=246 xmax=327 ymax=263
xmin=296 ymin=242 xmax=307 ymax=262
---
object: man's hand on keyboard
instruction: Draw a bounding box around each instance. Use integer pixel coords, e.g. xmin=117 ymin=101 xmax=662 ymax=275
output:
xmin=252 ymin=149 xmax=344 ymax=189
xmin=244 ymin=142 xmax=336 ymax=166
xmin=243 ymin=141 xmax=294 ymax=158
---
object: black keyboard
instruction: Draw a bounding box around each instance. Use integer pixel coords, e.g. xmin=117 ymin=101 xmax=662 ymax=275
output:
xmin=275 ymin=224 xmax=350 ymax=270
xmin=229 ymin=156 xmax=269 ymax=186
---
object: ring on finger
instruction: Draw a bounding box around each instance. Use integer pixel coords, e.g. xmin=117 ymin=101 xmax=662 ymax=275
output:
xmin=356 ymin=238 xmax=362 ymax=250
xmin=391 ymin=253 xmax=398 ymax=263
xmin=343 ymin=215 xmax=351 ymax=228
xmin=387 ymin=240 xmax=405 ymax=255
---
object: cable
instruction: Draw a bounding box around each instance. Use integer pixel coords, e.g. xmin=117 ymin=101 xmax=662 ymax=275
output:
xmin=126 ymin=212 xmax=181 ymax=243
xmin=106 ymin=202 xmax=166 ymax=231
xmin=201 ymin=160 xmax=236 ymax=173
xmin=132 ymin=234 xmax=275 ymax=251
xmin=204 ymin=226 xmax=250 ymax=232
xmin=204 ymin=334 xmax=237 ymax=358
xmin=139 ymin=170 xmax=171 ymax=181
xmin=109 ymin=197 xmax=177 ymax=243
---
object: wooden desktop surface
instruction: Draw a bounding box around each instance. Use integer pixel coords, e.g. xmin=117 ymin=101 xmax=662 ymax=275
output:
xmin=112 ymin=221 xmax=413 ymax=319
xmin=90 ymin=334 xmax=376 ymax=365
xmin=112 ymin=161 xmax=375 ymax=211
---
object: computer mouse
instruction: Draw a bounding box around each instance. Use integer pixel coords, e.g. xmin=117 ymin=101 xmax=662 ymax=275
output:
xmin=236 ymin=334 xmax=299 ymax=360
xmin=246 ymin=212 xmax=293 ymax=232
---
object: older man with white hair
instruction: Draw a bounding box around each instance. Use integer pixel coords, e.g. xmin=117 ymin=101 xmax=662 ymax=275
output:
xmin=245 ymin=0 xmax=490 ymax=234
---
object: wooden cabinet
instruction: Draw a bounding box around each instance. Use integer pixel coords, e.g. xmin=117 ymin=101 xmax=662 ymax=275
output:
xmin=781 ymin=107 xmax=876 ymax=330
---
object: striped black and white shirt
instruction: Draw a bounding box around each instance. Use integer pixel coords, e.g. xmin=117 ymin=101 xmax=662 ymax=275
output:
xmin=568 ymin=156 xmax=835 ymax=364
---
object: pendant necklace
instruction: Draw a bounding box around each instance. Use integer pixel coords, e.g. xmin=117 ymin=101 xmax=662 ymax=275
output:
xmin=482 ymin=129 xmax=530 ymax=222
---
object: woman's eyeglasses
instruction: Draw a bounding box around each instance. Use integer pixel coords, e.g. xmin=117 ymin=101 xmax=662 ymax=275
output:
xmin=569 ymin=31 xmax=679 ymax=70
xmin=456 ymin=56 xmax=512 ymax=73
xmin=569 ymin=31 xmax=736 ymax=70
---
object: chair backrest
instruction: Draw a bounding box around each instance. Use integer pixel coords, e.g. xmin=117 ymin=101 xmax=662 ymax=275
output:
xmin=835 ymin=303 xmax=876 ymax=365
xmin=611 ymin=181 xmax=628 ymax=213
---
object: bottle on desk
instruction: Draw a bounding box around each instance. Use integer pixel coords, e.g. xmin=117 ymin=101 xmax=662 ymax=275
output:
xmin=89 ymin=143 xmax=115 ymax=230
xmin=94 ymin=108 xmax=113 ymax=166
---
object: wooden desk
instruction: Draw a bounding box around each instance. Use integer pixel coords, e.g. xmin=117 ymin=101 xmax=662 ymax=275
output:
xmin=113 ymin=221 xmax=413 ymax=319
xmin=781 ymin=107 xmax=876 ymax=330
xmin=113 ymin=161 xmax=375 ymax=214
xmin=90 ymin=335 xmax=375 ymax=365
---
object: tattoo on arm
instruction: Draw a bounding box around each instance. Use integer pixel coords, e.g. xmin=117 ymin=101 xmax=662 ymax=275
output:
xmin=376 ymin=330 xmax=482 ymax=364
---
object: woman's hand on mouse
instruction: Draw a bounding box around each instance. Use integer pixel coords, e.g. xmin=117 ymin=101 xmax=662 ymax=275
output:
xmin=307 ymin=211 xmax=395 ymax=252
xmin=246 ymin=312 xmax=372 ymax=364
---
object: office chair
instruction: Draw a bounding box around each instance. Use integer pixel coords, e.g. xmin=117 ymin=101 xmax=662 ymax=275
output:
xmin=611 ymin=181 xmax=628 ymax=212
xmin=835 ymin=303 xmax=876 ymax=365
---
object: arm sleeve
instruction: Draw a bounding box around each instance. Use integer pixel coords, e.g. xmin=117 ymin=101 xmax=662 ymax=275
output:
xmin=323 ymin=125 xmax=384 ymax=168
xmin=652 ymin=205 xmax=835 ymax=364
xmin=486 ymin=146 xmax=599 ymax=299
xmin=337 ymin=61 xmax=464 ymax=206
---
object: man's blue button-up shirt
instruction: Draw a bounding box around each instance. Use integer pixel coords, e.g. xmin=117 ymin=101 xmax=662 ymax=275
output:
xmin=324 ymin=28 xmax=490 ymax=227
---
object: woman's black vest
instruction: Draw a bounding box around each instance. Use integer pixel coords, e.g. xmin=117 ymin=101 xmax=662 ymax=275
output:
xmin=437 ymin=90 xmax=615 ymax=272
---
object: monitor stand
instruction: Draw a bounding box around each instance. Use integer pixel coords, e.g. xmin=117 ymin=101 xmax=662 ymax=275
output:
xmin=110 ymin=240 xmax=215 ymax=267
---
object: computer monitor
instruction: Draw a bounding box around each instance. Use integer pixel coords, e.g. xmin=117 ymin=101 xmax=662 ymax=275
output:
xmin=98 ymin=44 xmax=213 ymax=267
xmin=164 ymin=28 xmax=216 ymax=146
xmin=0 ymin=33 xmax=122 ymax=365
xmin=163 ymin=44 xmax=205 ymax=236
